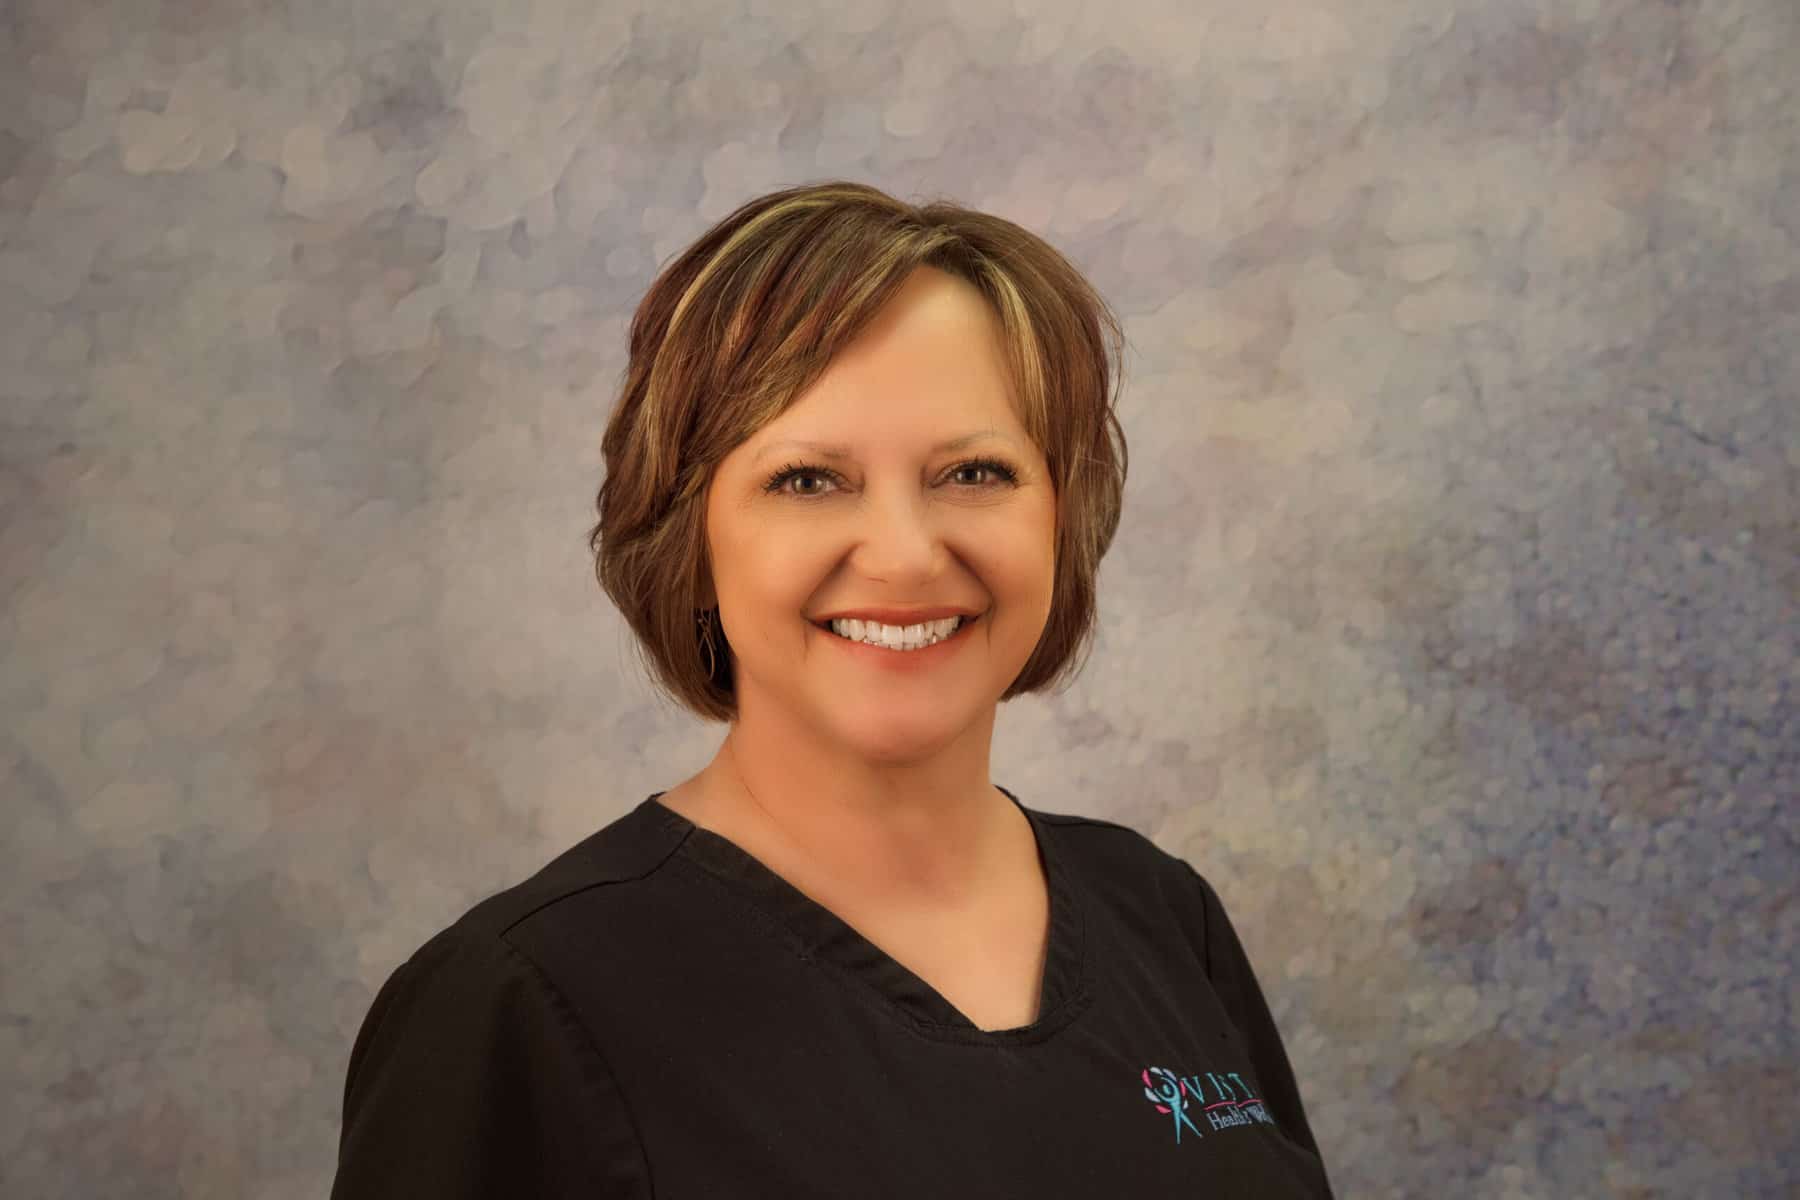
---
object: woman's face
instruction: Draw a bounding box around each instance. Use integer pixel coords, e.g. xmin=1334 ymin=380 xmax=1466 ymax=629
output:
xmin=701 ymin=265 xmax=1058 ymax=764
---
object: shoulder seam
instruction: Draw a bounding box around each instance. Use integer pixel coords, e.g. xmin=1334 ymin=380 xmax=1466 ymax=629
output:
xmin=1028 ymin=809 xmax=1147 ymax=836
xmin=482 ymin=822 xmax=695 ymax=942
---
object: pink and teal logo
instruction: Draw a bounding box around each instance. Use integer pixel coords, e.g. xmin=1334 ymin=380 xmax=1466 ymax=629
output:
xmin=1140 ymin=1065 xmax=1275 ymax=1144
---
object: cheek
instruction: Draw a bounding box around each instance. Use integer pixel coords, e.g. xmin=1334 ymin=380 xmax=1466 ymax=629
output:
xmin=741 ymin=555 xmax=812 ymax=604
xmin=996 ymin=536 xmax=1058 ymax=591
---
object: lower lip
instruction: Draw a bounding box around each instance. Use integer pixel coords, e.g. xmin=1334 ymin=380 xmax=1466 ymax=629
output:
xmin=813 ymin=615 xmax=981 ymax=669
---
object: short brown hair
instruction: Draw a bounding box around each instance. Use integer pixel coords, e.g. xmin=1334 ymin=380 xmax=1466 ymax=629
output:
xmin=588 ymin=180 xmax=1130 ymax=723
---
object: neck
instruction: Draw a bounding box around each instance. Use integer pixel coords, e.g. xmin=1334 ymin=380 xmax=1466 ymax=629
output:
xmin=700 ymin=721 xmax=1016 ymax=908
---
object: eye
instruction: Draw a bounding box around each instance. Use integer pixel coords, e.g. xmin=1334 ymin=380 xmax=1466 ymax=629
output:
xmin=761 ymin=457 xmax=1020 ymax=498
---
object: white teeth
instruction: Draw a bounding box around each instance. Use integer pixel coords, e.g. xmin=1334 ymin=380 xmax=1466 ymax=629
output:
xmin=827 ymin=615 xmax=965 ymax=649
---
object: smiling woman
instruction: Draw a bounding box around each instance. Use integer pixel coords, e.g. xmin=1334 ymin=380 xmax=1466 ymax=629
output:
xmin=329 ymin=181 xmax=1335 ymax=1199
xmin=591 ymin=180 xmax=1130 ymax=725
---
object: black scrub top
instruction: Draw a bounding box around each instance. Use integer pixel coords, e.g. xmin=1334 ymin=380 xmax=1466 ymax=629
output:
xmin=330 ymin=787 xmax=1334 ymax=1197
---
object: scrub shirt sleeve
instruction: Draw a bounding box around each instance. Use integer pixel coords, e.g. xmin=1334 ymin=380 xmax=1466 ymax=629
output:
xmin=1186 ymin=864 xmax=1331 ymax=1170
xmin=330 ymin=926 xmax=649 ymax=1199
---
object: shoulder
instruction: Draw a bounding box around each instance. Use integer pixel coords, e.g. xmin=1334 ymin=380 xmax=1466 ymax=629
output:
xmin=1011 ymin=791 xmax=1236 ymax=942
xmin=1015 ymin=796 xmax=1277 ymax=1002
xmin=345 ymin=797 xmax=690 ymax=1074
xmin=388 ymin=795 xmax=691 ymax=985
xmin=1019 ymin=794 xmax=1215 ymax=891
xmin=335 ymin=808 xmax=669 ymax=1196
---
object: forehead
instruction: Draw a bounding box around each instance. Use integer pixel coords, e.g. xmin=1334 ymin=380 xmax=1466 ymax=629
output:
xmin=746 ymin=270 xmax=1023 ymax=451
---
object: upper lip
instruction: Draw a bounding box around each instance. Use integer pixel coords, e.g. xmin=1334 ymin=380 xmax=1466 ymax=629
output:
xmin=814 ymin=607 xmax=980 ymax=625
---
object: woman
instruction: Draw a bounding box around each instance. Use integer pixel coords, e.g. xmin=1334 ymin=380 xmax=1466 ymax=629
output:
xmin=330 ymin=180 xmax=1334 ymax=1197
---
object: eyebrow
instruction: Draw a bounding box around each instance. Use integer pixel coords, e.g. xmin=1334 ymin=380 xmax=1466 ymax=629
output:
xmin=752 ymin=430 xmax=1017 ymax=464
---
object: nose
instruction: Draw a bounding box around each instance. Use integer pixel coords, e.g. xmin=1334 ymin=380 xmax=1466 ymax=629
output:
xmin=843 ymin=490 xmax=960 ymax=575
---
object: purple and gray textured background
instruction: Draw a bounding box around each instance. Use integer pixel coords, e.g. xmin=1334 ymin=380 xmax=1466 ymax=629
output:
xmin=3 ymin=1 xmax=1796 ymax=1196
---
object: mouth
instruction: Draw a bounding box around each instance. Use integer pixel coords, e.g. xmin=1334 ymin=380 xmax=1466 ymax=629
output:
xmin=810 ymin=612 xmax=981 ymax=642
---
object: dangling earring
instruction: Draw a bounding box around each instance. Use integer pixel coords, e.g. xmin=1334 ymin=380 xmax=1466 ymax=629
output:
xmin=696 ymin=606 xmax=719 ymax=678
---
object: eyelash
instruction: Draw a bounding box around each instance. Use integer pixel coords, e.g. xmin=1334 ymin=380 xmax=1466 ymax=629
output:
xmin=762 ymin=456 xmax=1020 ymax=498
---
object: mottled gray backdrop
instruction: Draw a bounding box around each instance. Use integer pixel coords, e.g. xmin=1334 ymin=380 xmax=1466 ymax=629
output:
xmin=3 ymin=0 xmax=1795 ymax=1196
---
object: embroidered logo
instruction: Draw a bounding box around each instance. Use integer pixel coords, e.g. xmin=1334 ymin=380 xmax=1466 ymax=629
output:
xmin=1140 ymin=1065 xmax=1275 ymax=1144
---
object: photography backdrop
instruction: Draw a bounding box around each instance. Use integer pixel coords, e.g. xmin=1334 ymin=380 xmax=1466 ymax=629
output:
xmin=3 ymin=1 xmax=1795 ymax=1196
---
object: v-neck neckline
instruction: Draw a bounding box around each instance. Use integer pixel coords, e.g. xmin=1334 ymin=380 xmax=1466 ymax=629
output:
xmin=640 ymin=784 xmax=1089 ymax=1045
